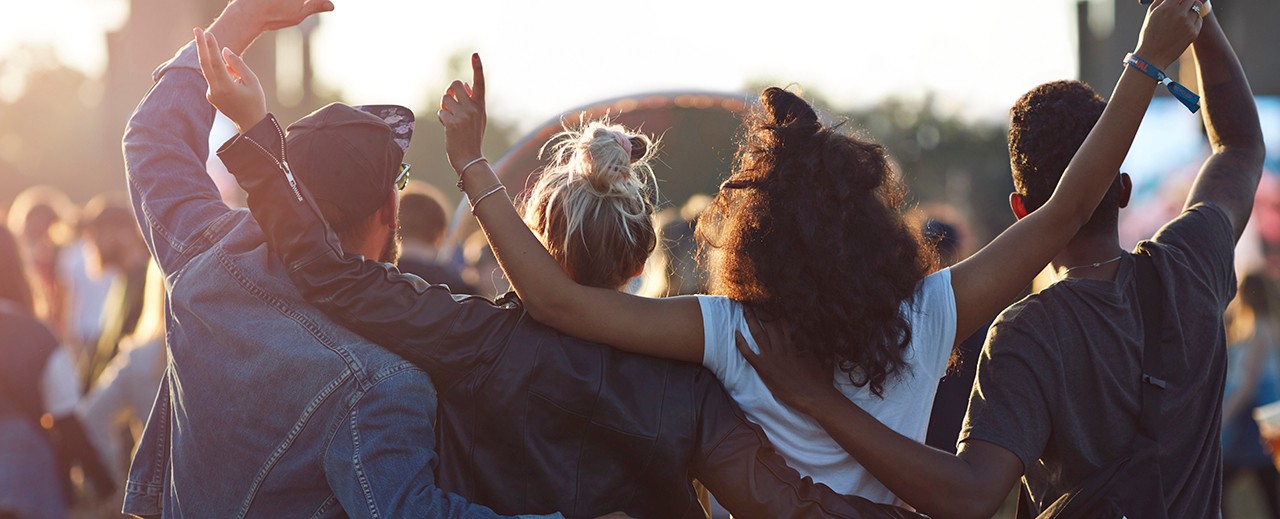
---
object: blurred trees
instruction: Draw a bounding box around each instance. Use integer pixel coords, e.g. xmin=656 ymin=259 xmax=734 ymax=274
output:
xmin=843 ymin=95 xmax=1015 ymax=244
xmin=0 ymin=46 xmax=108 ymax=203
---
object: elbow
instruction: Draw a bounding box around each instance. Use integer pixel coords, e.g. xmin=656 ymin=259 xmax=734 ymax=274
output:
xmin=522 ymin=292 xmax=574 ymax=329
xmin=1242 ymin=140 xmax=1267 ymax=172
xmin=1217 ymin=136 xmax=1267 ymax=172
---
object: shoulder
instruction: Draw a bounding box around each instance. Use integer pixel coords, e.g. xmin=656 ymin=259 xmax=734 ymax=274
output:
xmin=695 ymin=294 xmax=739 ymax=314
xmin=908 ymin=267 xmax=956 ymax=317
xmin=1150 ymin=202 xmax=1234 ymax=249
xmin=983 ymin=293 xmax=1057 ymax=359
xmin=1143 ymin=202 xmax=1238 ymax=303
xmin=356 ymin=362 xmax=437 ymax=407
xmin=693 ymin=295 xmax=743 ymax=344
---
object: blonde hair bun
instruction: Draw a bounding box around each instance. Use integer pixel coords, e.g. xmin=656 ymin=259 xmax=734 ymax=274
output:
xmin=521 ymin=119 xmax=660 ymax=289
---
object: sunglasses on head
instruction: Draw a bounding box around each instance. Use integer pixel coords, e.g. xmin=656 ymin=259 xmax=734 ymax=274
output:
xmin=395 ymin=162 xmax=412 ymax=191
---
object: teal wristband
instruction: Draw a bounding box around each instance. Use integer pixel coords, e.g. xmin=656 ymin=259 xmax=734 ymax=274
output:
xmin=1124 ymin=53 xmax=1200 ymax=113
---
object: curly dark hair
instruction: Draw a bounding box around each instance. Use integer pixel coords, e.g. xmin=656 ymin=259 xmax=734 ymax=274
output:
xmin=1010 ymin=80 xmax=1123 ymax=232
xmin=697 ymin=87 xmax=937 ymax=397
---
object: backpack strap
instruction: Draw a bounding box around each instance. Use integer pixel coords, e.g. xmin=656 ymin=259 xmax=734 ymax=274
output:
xmin=1135 ymin=250 xmax=1166 ymax=441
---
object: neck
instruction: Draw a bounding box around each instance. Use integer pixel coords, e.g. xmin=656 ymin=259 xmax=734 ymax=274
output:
xmin=1049 ymin=228 xmax=1126 ymax=282
xmin=351 ymin=233 xmax=385 ymax=263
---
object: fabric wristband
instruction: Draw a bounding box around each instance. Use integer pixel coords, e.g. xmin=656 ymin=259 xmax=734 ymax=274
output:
xmin=1124 ymin=53 xmax=1200 ymax=113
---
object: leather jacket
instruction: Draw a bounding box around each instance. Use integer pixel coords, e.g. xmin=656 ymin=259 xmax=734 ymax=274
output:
xmin=218 ymin=114 xmax=924 ymax=519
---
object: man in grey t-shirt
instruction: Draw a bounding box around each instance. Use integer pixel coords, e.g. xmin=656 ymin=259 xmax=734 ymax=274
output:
xmin=955 ymin=8 xmax=1261 ymax=514
xmin=961 ymin=202 xmax=1236 ymax=515
xmin=730 ymin=6 xmax=1265 ymax=518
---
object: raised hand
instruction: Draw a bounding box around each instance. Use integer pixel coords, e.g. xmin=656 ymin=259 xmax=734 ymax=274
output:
xmin=233 ymin=0 xmax=335 ymax=32
xmin=1135 ymin=0 xmax=1205 ymax=68
xmin=195 ymin=27 xmax=268 ymax=133
xmin=438 ymin=54 xmax=488 ymax=174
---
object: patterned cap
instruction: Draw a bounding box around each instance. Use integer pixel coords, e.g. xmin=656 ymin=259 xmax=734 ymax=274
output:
xmin=285 ymin=103 xmax=416 ymax=225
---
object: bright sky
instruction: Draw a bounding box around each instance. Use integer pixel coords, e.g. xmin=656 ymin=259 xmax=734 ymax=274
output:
xmin=1 ymin=0 xmax=1087 ymax=127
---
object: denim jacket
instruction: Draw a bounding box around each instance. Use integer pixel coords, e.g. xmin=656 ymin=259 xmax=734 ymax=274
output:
xmin=120 ymin=41 xmax=549 ymax=519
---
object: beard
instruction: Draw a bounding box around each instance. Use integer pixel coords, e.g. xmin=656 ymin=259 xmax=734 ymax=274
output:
xmin=379 ymin=225 xmax=403 ymax=265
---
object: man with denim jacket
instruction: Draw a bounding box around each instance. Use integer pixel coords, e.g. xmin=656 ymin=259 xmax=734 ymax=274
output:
xmin=119 ymin=1 xmax=555 ymax=517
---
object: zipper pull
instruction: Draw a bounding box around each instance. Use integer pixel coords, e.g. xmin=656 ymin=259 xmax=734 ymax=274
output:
xmin=281 ymin=160 xmax=304 ymax=202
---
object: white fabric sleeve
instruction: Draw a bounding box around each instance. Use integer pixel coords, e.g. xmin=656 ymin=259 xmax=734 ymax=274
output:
xmin=914 ymin=267 xmax=958 ymax=377
xmin=697 ymin=295 xmax=740 ymax=377
xmin=42 ymin=347 xmax=81 ymax=417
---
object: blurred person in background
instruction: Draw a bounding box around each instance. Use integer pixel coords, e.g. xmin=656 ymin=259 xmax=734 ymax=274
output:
xmin=397 ymin=180 xmax=475 ymax=293
xmin=462 ymin=229 xmax=508 ymax=299
xmin=0 ymin=226 xmax=114 ymax=519
xmin=80 ymin=193 xmax=151 ymax=388
xmin=55 ymin=208 xmax=119 ymax=370
xmin=6 ymin=185 xmax=73 ymax=328
xmin=79 ymin=261 xmax=167 ymax=494
xmin=920 ymin=218 xmax=991 ymax=455
xmin=1222 ymin=272 xmax=1280 ymax=518
xmin=661 ymin=194 xmax=710 ymax=296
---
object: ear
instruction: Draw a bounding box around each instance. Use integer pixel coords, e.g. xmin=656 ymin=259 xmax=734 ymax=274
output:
xmin=1009 ymin=193 xmax=1030 ymax=220
xmin=1117 ymin=173 xmax=1133 ymax=209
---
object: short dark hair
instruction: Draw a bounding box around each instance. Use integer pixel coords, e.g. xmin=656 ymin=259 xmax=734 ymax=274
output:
xmin=398 ymin=181 xmax=449 ymax=246
xmin=1009 ymin=80 xmax=1122 ymax=233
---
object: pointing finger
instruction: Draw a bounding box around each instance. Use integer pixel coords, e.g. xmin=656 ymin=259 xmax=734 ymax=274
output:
xmin=471 ymin=53 xmax=485 ymax=105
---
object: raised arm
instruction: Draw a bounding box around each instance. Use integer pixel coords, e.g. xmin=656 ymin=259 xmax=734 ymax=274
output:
xmin=1182 ymin=11 xmax=1265 ymax=241
xmin=122 ymin=0 xmax=329 ymax=276
xmin=947 ymin=0 xmax=1203 ymax=342
xmin=199 ymin=18 xmax=530 ymax=386
xmin=440 ymin=56 xmax=705 ymax=363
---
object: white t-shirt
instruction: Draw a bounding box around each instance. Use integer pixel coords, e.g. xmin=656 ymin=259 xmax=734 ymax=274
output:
xmin=697 ymin=268 xmax=956 ymax=505
xmin=42 ymin=347 xmax=80 ymax=417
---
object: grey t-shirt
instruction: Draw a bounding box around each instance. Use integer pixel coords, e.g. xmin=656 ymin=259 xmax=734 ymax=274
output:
xmin=960 ymin=203 xmax=1237 ymax=517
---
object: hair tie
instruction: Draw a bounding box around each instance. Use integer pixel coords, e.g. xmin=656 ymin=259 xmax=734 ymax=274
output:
xmin=612 ymin=131 xmax=633 ymax=158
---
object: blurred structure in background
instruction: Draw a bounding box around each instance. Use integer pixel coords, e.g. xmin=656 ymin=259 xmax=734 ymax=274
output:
xmin=1078 ymin=0 xmax=1280 ymax=98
